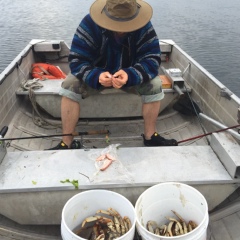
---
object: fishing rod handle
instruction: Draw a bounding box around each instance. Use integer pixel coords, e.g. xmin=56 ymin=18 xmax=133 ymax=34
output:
xmin=74 ymin=130 xmax=109 ymax=136
xmin=0 ymin=126 xmax=8 ymax=138
xmin=88 ymin=130 xmax=109 ymax=135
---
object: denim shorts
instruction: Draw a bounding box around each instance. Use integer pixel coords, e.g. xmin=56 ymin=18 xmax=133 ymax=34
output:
xmin=59 ymin=74 xmax=164 ymax=103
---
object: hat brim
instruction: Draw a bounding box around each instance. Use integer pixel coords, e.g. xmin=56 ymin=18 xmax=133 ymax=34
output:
xmin=90 ymin=0 xmax=153 ymax=32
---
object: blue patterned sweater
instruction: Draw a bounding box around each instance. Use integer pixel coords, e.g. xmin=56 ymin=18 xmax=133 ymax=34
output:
xmin=69 ymin=14 xmax=161 ymax=89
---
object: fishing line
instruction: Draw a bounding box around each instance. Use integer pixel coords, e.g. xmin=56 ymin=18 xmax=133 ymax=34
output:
xmin=183 ymin=84 xmax=210 ymax=145
xmin=181 ymin=63 xmax=210 ymax=145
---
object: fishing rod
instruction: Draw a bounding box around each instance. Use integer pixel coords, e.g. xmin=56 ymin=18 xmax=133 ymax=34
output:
xmin=177 ymin=124 xmax=240 ymax=144
xmin=0 ymin=126 xmax=109 ymax=141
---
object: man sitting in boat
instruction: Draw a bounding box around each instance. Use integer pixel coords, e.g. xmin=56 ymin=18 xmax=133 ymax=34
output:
xmin=48 ymin=0 xmax=177 ymax=150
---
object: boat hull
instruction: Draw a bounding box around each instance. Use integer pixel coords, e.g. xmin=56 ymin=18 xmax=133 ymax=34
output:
xmin=1 ymin=39 xmax=240 ymax=228
xmin=0 ymin=184 xmax=238 ymax=224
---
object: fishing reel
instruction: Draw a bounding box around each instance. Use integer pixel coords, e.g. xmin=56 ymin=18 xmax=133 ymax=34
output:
xmin=0 ymin=126 xmax=8 ymax=164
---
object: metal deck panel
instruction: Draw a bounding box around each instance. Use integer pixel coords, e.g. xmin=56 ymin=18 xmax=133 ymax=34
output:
xmin=0 ymin=145 xmax=233 ymax=193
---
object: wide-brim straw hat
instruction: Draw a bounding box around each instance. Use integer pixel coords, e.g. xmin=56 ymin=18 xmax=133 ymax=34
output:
xmin=90 ymin=0 xmax=153 ymax=32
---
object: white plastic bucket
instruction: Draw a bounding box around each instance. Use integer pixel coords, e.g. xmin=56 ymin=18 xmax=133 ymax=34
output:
xmin=61 ymin=190 xmax=136 ymax=240
xmin=135 ymin=182 xmax=209 ymax=240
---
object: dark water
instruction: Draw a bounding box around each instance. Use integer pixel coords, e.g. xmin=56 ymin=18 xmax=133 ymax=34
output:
xmin=0 ymin=0 xmax=239 ymax=97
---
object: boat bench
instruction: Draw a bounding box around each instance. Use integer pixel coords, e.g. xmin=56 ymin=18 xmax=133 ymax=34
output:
xmin=16 ymin=77 xmax=191 ymax=118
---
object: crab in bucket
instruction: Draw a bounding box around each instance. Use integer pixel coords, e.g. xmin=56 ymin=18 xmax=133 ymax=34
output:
xmin=75 ymin=208 xmax=132 ymax=240
xmin=146 ymin=210 xmax=198 ymax=237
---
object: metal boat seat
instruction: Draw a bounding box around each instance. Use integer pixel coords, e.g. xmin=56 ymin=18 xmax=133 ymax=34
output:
xmin=16 ymin=78 xmax=191 ymax=118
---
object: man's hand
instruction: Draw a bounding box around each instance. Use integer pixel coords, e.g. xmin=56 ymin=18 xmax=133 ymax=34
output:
xmin=99 ymin=72 xmax=113 ymax=87
xmin=112 ymin=70 xmax=128 ymax=89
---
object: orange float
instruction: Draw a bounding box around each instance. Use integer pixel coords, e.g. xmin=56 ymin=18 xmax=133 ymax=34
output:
xmin=31 ymin=63 xmax=66 ymax=80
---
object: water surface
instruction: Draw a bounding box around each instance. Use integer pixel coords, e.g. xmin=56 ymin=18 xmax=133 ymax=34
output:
xmin=0 ymin=0 xmax=239 ymax=96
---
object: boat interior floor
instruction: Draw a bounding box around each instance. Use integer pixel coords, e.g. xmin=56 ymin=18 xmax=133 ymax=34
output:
xmin=6 ymin=100 xmax=208 ymax=152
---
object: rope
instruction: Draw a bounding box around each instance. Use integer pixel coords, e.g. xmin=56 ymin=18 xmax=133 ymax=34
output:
xmin=20 ymin=78 xmax=43 ymax=90
xmin=28 ymin=88 xmax=62 ymax=129
xmin=20 ymin=79 xmax=61 ymax=129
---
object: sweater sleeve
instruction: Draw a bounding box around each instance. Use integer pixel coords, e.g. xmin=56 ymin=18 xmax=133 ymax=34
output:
xmin=123 ymin=22 xmax=161 ymax=87
xmin=68 ymin=14 xmax=104 ymax=89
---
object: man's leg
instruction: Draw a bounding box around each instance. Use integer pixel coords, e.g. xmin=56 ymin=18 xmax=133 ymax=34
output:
xmin=142 ymin=101 xmax=161 ymax=139
xmin=46 ymin=74 xmax=86 ymax=150
xmin=142 ymin=100 xmax=177 ymax=146
xmin=61 ymin=96 xmax=80 ymax=147
xmin=138 ymin=76 xmax=177 ymax=146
